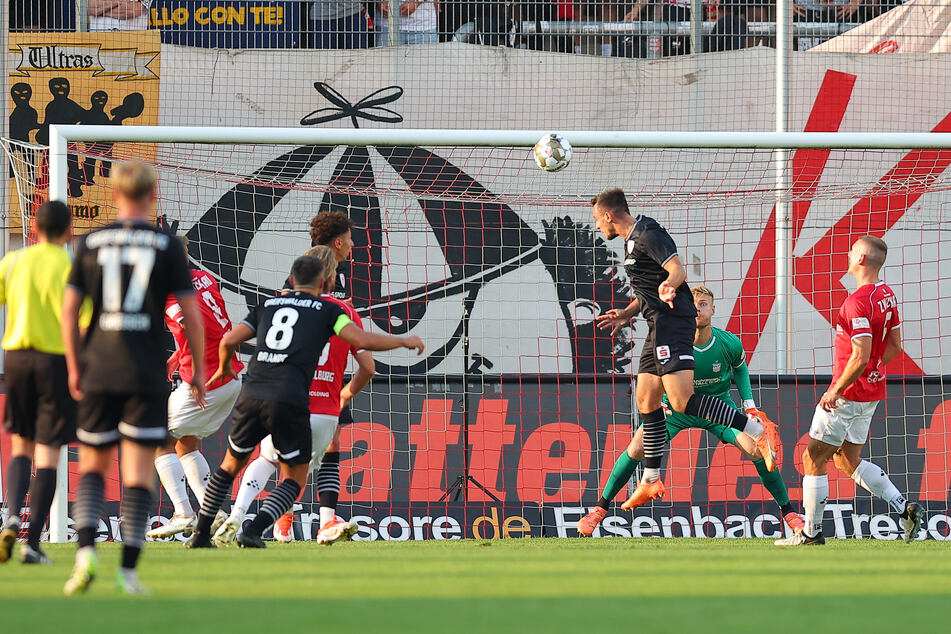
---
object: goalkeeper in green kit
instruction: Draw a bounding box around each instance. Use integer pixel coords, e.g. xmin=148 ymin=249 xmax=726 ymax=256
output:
xmin=579 ymin=285 xmax=805 ymax=536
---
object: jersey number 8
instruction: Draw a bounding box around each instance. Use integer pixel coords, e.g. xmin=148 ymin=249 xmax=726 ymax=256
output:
xmin=265 ymin=307 xmax=299 ymax=350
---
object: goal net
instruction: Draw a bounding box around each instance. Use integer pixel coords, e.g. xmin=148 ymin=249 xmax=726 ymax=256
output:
xmin=3 ymin=128 xmax=950 ymax=543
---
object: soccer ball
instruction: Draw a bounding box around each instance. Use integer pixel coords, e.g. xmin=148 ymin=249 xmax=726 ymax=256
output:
xmin=533 ymin=134 xmax=572 ymax=173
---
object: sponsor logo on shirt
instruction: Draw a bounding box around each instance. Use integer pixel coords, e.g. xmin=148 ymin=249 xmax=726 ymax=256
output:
xmin=656 ymin=345 xmax=670 ymax=360
xmin=852 ymin=317 xmax=870 ymax=330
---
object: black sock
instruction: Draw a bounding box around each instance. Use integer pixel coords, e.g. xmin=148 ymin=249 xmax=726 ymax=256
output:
xmin=596 ymin=497 xmax=610 ymax=510
xmin=74 ymin=472 xmax=105 ymax=548
xmin=26 ymin=468 xmax=57 ymax=549
xmin=780 ymin=503 xmax=794 ymax=516
xmin=120 ymin=486 xmax=152 ymax=570
xmin=684 ymin=393 xmax=749 ymax=431
xmin=640 ymin=408 xmax=667 ymax=470
xmin=3 ymin=455 xmax=32 ymax=526
xmin=317 ymin=452 xmax=340 ymax=510
xmin=247 ymin=479 xmax=302 ymax=537
xmin=195 ymin=468 xmax=235 ymax=535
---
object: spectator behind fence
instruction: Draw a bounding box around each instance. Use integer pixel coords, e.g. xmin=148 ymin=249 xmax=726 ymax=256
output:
xmin=87 ymin=0 xmax=152 ymax=31
xmin=625 ymin=0 xmax=691 ymax=56
xmin=308 ymin=0 xmax=372 ymax=48
xmin=375 ymin=0 xmax=440 ymax=45
xmin=705 ymin=1 xmax=749 ymax=52
xmin=794 ymin=0 xmax=868 ymax=22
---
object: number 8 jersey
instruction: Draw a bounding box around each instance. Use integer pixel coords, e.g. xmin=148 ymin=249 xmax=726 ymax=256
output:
xmin=240 ymin=290 xmax=351 ymax=410
xmin=68 ymin=221 xmax=193 ymax=394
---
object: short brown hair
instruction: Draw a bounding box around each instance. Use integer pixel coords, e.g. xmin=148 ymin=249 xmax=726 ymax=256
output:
xmin=304 ymin=245 xmax=337 ymax=287
xmin=857 ymin=235 xmax=888 ymax=269
xmin=590 ymin=188 xmax=630 ymax=216
xmin=110 ymin=160 xmax=157 ymax=201
xmin=691 ymin=285 xmax=715 ymax=300
xmin=309 ymin=211 xmax=353 ymax=246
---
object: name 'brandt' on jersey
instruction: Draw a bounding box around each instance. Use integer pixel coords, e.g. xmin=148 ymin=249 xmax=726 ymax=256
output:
xmin=240 ymin=291 xmax=350 ymax=409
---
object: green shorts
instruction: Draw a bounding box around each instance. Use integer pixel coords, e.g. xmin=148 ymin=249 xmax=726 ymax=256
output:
xmin=665 ymin=411 xmax=742 ymax=446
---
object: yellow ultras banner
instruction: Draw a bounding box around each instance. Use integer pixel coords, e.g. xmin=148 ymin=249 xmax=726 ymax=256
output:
xmin=8 ymin=31 xmax=161 ymax=234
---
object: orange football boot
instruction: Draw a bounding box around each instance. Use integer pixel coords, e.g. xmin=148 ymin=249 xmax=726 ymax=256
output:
xmin=577 ymin=507 xmax=608 ymax=536
xmin=620 ymin=479 xmax=665 ymax=510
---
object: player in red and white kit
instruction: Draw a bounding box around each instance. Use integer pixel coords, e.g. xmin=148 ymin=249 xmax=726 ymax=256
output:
xmin=148 ymin=237 xmax=245 ymax=539
xmin=776 ymin=236 xmax=924 ymax=546
xmin=214 ymin=246 xmax=374 ymax=546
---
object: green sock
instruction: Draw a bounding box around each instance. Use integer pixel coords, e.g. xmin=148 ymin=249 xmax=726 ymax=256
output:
xmin=753 ymin=458 xmax=790 ymax=509
xmin=597 ymin=451 xmax=640 ymax=508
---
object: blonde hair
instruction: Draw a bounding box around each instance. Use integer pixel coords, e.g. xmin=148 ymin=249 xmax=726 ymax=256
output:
xmin=304 ymin=245 xmax=337 ymax=289
xmin=691 ymin=285 xmax=715 ymax=301
xmin=110 ymin=160 xmax=157 ymax=201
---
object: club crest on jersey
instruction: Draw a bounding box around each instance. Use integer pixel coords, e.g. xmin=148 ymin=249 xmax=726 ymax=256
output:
xmin=712 ymin=361 xmax=721 ymax=373
xmin=627 ymin=240 xmax=637 ymax=254
xmin=656 ymin=345 xmax=670 ymax=360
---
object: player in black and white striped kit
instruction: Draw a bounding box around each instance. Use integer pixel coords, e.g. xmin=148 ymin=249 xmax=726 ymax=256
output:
xmin=591 ymin=188 xmax=779 ymax=510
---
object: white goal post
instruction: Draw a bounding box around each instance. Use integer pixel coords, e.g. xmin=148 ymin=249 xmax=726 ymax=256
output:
xmin=36 ymin=125 xmax=951 ymax=543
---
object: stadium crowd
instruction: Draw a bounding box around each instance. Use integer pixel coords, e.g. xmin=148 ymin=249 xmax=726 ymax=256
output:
xmin=10 ymin=0 xmax=908 ymax=55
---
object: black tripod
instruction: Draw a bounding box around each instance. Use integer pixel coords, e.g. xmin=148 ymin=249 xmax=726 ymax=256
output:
xmin=439 ymin=291 xmax=501 ymax=504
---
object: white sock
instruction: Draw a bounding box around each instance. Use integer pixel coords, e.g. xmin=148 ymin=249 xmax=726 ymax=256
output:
xmin=180 ymin=450 xmax=211 ymax=506
xmin=641 ymin=467 xmax=660 ymax=483
xmin=802 ymin=474 xmax=829 ymax=538
xmin=602 ymin=42 xmax=613 ymax=57
xmin=851 ymin=460 xmax=907 ymax=514
xmin=743 ymin=416 xmax=764 ymax=440
xmin=154 ymin=453 xmax=192 ymax=517
xmin=232 ymin=457 xmax=276 ymax=520
xmin=319 ymin=506 xmax=335 ymax=528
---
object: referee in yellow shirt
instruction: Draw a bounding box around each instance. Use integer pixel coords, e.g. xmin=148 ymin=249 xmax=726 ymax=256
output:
xmin=0 ymin=201 xmax=77 ymax=565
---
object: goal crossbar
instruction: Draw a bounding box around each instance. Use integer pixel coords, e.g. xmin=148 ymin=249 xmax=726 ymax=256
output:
xmin=49 ymin=125 xmax=951 ymax=149
xmin=38 ymin=126 xmax=951 ymax=543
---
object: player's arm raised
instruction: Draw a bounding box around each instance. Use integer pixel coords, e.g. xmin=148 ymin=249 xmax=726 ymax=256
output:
xmin=820 ymin=335 xmax=871 ymax=411
xmin=337 ymin=322 xmax=424 ymax=355
xmin=341 ymin=349 xmax=375 ymax=408
xmin=658 ymin=255 xmax=687 ymax=309
xmin=206 ymin=322 xmax=254 ymax=388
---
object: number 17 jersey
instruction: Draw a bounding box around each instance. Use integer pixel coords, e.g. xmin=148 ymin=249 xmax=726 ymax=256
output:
xmin=67 ymin=220 xmax=193 ymax=394
xmin=240 ymin=291 xmax=352 ymax=410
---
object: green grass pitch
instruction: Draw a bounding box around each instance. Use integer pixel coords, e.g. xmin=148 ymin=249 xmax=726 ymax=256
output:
xmin=1 ymin=539 xmax=948 ymax=633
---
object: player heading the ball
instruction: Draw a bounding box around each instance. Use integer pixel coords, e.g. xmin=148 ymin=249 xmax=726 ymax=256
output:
xmin=591 ymin=188 xmax=779 ymax=509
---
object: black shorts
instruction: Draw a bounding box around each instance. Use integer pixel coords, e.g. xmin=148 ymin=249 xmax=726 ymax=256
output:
xmin=638 ymin=312 xmax=696 ymax=376
xmin=3 ymin=349 xmax=76 ymax=446
xmin=228 ymin=397 xmax=311 ymax=466
xmin=77 ymin=391 xmax=168 ymax=447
